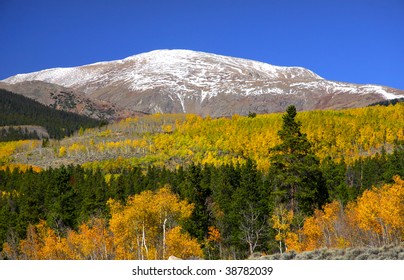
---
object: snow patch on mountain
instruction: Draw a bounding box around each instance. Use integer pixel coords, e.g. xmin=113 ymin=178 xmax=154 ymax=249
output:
xmin=2 ymin=49 xmax=404 ymax=116
xmin=4 ymin=49 xmax=324 ymax=98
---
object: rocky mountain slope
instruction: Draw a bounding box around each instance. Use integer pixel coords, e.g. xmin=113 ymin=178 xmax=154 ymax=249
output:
xmin=0 ymin=81 xmax=135 ymax=120
xmin=3 ymin=49 xmax=403 ymax=117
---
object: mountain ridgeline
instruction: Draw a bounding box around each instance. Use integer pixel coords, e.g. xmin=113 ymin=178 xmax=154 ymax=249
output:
xmin=2 ymin=49 xmax=404 ymax=118
xmin=0 ymin=89 xmax=106 ymax=140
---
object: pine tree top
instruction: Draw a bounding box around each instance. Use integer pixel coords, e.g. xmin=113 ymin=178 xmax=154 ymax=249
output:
xmin=273 ymin=105 xmax=312 ymax=156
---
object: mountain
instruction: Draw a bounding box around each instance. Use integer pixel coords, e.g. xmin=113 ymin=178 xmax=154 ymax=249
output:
xmin=0 ymin=81 xmax=136 ymax=120
xmin=2 ymin=49 xmax=404 ymax=117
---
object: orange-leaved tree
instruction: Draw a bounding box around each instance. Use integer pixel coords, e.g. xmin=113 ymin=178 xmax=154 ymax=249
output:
xmin=3 ymin=220 xmax=69 ymax=260
xmin=288 ymin=176 xmax=404 ymax=252
xmin=64 ymin=217 xmax=115 ymax=260
xmin=352 ymin=175 xmax=404 ymax=246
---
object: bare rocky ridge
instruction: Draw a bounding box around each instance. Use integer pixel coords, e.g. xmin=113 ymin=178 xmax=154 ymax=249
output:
xmin=2 ymin=49 xmax=404 ymax=117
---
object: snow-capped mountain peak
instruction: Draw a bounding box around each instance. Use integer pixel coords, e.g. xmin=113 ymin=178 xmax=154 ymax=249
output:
xmin=2 ymin=49 xmax=403 ymax=116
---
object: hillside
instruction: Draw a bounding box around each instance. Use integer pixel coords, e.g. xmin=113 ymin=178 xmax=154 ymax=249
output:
xmin=5 ymin=103 xmax=402 ymax=170
xmin=0 ymin=105 xmax=403 ymax=260
xmin=0 ymin=88 xmax=105 ymax=141
xmin=3 ymin=50 xmax=404 ymax=117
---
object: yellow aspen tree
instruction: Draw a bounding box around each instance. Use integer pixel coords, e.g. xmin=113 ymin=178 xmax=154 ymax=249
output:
xmin=380 ymin=176 xmax=404 ymax=240
xmin=284 ymin=231 xmax=302 ymax=252
xmin=298 ymin=201 xmax=348 ymax=251
xmin=65 ymin=218 xmax=114 ymax=260
xmin=300 ymin=216 xmax=323 ymax=251
xmin=108 ymin=186 xmax=197 ymax=260
xmin=165 ymin=226 xmax=203 ymax=259
xmin=18 ymin=220 xmax=68 ymax=260
xmin=58 ymin=146 xmax=67 ymax=158
xmin=271 ymin=206 xmax=294 ymax=254
xmin=162 ymin=124 xmax=173 ymax=134
xmin=207 ymin=226 xmax=222 ymax=243
xmin=317 ymin=201 xmax=342 ymax=248
xmin=355 ymin=176 xmax=404 ymax=245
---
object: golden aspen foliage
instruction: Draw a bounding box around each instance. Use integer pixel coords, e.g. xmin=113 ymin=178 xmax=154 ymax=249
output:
xmin=97 ymin=129 xmax=112 ymax=138
xmin=137 ymin=104 xmax=403 ymax=170
xmin=64 ymin=218 xmax=114 ymax=260
xmin=68 ymin=143 xmax=86 ymax=156
xmin=271 ymin=206 xmax=294 ymax=253
xmin=0 ymin=140 xmax=41 ymax=164
xmin=58 ymin=146 xmax=67 ymax=158
xmin=165 ymin=226 xmax=203 ymax=259
xmin=292 ymin=176 xmax=404 ymax=252
xmin=107 ymin=186 xmax=199 ymax=260
xmin=353 ymin=176 xmax=404 ymax=245
xmin=203 ymin=225 xmax=223 ymax=259
xmin=162 ymin=124 xmax=173 ymax=134
xmin=207 ymin=226 xmax=222 ymax=243
xmin=4 ymin=187 xmax=200 ymax=260
xmin=300 ymin=216 xmax=322 ymax=251
xmin=16 ymin=220 xmax=68 ymax=260
xmin=0 ymin=163 xmax=42 ymax=172
xmin=295 ymin=201 xmax=346 ymax=251
xmin=4 ymin=219 xmax=113 ymax=260
xmin=284 ymin=231 xmax=302 ymax=252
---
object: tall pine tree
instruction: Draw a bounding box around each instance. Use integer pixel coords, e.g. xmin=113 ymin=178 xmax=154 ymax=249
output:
xmin=269 ymin=105 xmax=328 ymax=216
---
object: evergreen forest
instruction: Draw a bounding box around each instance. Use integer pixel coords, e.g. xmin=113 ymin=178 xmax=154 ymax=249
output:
xmin=0 ymin=89 xmax=105 ymax=141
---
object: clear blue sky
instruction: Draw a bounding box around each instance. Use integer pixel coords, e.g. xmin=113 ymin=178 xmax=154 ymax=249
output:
xmin=1 ymin=0 xmax=403 ymax=89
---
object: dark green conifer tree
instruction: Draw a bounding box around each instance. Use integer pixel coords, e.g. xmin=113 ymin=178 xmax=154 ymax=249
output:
xmin=269 ymin=105 xmax=328 ymax=216
xmin=321 ymin=156 xmax=350 ymax=204
xmin=179 ymin=164 xmax=211 ymax=241
xmin=383 ymin=141 xmax=404 ymax=181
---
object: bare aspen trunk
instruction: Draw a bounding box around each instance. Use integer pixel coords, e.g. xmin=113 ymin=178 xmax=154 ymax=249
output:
xmin=162 ymin=217 xmax=167 ymax=260
xmin=136 ymin=233 xmax=141 ymax=260
xmin=142 ymin=222 xmax=148 ymax=259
